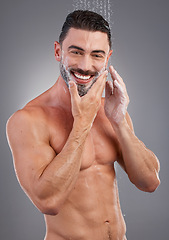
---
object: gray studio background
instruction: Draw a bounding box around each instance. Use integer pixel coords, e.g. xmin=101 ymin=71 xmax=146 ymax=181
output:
xmin=1 ymin=0 xmax=169 ymax=239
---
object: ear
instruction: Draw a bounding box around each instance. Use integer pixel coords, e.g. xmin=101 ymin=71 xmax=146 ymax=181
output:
xmin=54 ymin=41 xmax=62 ymax=62
xmin=105 ymin=49 xmax=113 ymax=68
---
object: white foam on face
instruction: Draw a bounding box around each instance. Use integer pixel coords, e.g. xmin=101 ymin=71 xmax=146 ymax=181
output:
xmin=100 ymin=56 xmax=107 ymax=75
xmin=60 ymin=47 xmax=110 ymax=98
xmin=61 ymin=50 xmax=73 ymax=83
xmin=61 ymin=48 xmax=107 ymax=81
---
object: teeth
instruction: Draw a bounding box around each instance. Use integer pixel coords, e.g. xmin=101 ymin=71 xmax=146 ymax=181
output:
xmin=74 ymin=72 xmax=91 ymax=80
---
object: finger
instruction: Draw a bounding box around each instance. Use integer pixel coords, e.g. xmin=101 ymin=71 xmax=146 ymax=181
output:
xmin=114 ymin=79 xmax=123 ymax=94
xmin=88 ymin=70 xmax=108 ymax=97
xmin=69 ymin=81 xmax=80 ymax=103
xmin=109 ymin=66 xmax=124 ymax=85
xmin=114 ymin=79 xmax=129 ymax=106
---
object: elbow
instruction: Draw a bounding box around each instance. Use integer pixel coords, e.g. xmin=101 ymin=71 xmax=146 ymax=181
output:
xmin=32 ymin=186 xmax=62 ymax=215
xmin=40 ymin=204 xmax=59 ymax=216
xmin=146 ymin=170 xmax=161 ymax=192
xmin=136 ymin=174 xmax=161 ymax=193
xmin=146 ymin=177 xmax=160 ymax=193
xmin=35 ymin=197 xmax=60 ymax=216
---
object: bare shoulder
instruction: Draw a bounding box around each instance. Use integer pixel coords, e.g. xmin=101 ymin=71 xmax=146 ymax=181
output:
xmin=7 ymin=105 xmax=45 ymax=129
xmin=6 ymin=105 xmax=49 ymax=149
xmin=6 ymin=97 xmax=68 ymax=152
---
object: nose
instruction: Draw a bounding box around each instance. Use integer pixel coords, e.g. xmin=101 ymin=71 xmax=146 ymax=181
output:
xmin=78 ymin=55 xmax=93 ymax=72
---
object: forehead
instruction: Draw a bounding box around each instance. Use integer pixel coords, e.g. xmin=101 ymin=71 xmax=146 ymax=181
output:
xmin=62 ymin=28 xmax=110 ymax=53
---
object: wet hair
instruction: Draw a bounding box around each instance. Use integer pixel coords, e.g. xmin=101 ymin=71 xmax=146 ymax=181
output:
xmin=59 ymin=10 xmax=112 ymax=48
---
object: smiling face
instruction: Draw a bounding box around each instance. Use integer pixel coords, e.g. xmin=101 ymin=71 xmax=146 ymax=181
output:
xmin=55 ymin=28 xmax=112 ymax=96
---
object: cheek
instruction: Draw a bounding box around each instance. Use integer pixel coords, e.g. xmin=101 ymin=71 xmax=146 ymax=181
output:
xmin=63 ymin=56 xmax=78 ymax=70
xmin=61 ymin=57 xmax=71 ymax=71
xmin=61 ymin=51 xmax=71 ymax=68
xmin=95 ymin=59 xmax=107 ymax=72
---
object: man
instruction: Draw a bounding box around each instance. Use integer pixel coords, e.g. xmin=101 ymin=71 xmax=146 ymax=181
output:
xmin=6 ymin=10 xmax=160 ymax=240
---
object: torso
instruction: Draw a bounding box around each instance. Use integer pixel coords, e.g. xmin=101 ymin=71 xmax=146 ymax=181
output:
xmin=25 ymin=83 xmax=126 ymax=240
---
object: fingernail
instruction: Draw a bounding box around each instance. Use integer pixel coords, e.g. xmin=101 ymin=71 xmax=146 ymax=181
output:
xmin=110 ymin=65 xmax=116 ymax=74
xmin=69 ymin=82 xmax=73 ymax=87
xmin=105 ymin=70 xmax=108 ymax=76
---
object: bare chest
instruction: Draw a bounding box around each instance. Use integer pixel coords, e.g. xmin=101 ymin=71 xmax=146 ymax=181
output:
xmin=49 ymin=111 xmax=120 ymax=170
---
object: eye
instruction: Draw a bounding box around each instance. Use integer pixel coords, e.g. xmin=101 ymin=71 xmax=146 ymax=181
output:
xmin=92 ymin=54 xmax=104 ymax=59
xmin=71 ymin=51 xmax=82 ymax=55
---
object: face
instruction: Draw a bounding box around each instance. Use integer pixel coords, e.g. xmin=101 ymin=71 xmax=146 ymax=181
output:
xmin=55 ymin=28 xmax=112 ymax=96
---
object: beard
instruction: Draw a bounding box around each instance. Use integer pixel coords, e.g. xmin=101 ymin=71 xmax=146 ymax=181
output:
xmin=60 ymin=60 xmax=105 ymax=97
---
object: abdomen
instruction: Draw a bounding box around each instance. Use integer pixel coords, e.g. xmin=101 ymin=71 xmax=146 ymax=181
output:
xmin=45 ymin=164 xmax=126 ymax=240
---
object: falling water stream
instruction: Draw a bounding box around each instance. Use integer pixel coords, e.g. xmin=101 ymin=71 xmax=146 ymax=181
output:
xmin=72 ymin=0 xmax=113 ymax=26
xmin=67 ymin=0 xmax=114 ymax=97
xmin=72 ymin=0 xmax=114 ymax=67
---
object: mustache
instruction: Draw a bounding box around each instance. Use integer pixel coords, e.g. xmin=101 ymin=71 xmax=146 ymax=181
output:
xmin=69 ymin=68 xmax=98 ymax=76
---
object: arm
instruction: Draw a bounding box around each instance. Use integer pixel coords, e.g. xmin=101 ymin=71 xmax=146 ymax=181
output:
xmin=104 ymin=66 xmax=160 ymax=192
xmin=6 ymin=70 xmax=108 ymax=215
xmin=7 ymin=111 xmax=88 ymax=215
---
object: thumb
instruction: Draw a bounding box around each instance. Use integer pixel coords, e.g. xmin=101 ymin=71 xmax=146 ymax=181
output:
xmin=69 ymin=81 xmax=79 ymax=102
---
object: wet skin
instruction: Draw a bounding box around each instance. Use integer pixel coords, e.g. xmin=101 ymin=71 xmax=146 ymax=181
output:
xmin=43 ymin=95 xmax=126 ymax=239
xmin=6 ymin=29 xmax=160 ymax=240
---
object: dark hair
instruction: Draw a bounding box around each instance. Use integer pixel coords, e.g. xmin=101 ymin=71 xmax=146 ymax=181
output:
xmin=59 ymin=10 xmax=112 ymax=48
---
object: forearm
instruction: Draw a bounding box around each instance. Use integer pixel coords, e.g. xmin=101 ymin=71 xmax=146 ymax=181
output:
xmin=105 ymin=66 xmax=160 ymax=191
xmin=35 ymin=118 xmax=90 ymax=213
xmin=113 ymin=119 xmax=160 ymax=192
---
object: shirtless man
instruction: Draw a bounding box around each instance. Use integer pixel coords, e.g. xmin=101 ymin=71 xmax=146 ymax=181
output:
xmin=6 ymin=10 xmax=160 ymax=240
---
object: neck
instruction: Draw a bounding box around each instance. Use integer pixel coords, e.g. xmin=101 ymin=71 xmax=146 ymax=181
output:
xmin=50 ymin=75 xmax=72 ymax=111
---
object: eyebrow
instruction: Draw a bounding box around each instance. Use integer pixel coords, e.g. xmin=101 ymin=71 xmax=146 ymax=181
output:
xmin=68 ymin=45 xmax=84 ymax=51
xmin=68 ymin=45 xmax=106 ymax=55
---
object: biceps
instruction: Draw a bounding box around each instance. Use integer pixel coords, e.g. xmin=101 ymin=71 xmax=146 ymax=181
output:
xmin=13 ymin=143 xmax=56 ymax=193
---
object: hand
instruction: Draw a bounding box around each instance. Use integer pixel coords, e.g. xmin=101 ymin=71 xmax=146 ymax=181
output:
xmin=69 ymin=70 xmax=108 ymax=129
xmin=104 ymin=66 xmax=129 ymax=126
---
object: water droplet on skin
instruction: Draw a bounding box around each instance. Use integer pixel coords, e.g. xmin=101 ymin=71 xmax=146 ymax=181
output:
xmin=63 ymin=86 xmax=67 ymax=93
xmin=85 ymin=178 xmax=89 ymax=188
